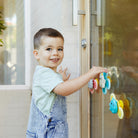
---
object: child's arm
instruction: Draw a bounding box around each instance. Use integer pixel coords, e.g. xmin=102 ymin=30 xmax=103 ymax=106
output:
xmin=53 ymin=66 xmax=108 ymax=96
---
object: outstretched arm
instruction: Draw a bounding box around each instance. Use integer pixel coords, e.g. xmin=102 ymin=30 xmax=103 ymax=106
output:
xmin=53 ymin=66 xmax=108 ymax=96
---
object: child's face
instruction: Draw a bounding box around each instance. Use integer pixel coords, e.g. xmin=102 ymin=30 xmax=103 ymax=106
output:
xmin=34 ymin=36 xmax=64 ymax=71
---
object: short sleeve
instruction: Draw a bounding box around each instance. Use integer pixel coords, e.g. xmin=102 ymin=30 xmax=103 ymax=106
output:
xmin=39 ymin=68 xmax=63 ymax=93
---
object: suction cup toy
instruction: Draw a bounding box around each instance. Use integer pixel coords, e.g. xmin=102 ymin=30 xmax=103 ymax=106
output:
xmin=119 ymin=93 xmax=134 ymax=119
xmin=99 ymin=72 xmax=111 ymax=94
xmin=109 ymin=93 xmax=124 ymax=119
xmin=88 ymin=79 xmax=99 ymax=94
xmin=109 ymin=97 xmax=118 ymax=114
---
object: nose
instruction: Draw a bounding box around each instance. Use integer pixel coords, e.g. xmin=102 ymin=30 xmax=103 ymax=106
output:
xmin=52 ymin=49 xmax=58 ymax=55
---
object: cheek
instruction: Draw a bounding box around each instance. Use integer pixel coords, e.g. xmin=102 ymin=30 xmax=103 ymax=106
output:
xmin=62 ymin=52 xmax=64 ymax=58
xmin=42 ymin=52 xmax=50 ymax=58
xmin=60 ymin=52 xmax=64 ymax=59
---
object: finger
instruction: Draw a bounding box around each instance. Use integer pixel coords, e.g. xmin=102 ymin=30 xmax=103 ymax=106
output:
xmin=64 ymin=67 xmax=68 ymax=73
xmin=66 ymin=73 xmax=71 ymax=80
xmin=59 ymin=66 xmax=63 ymax=73
xmin=98 ymin=68 xmax=108 ymax=73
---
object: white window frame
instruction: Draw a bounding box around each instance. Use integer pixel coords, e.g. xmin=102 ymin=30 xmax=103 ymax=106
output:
xmin=0 ymin=0 xmax=31 ymax=90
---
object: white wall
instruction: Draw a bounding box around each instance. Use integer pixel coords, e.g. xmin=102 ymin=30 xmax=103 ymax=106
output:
xmin=31 ymin=0 xmax=80 ymax=138
xmin=0 ymin=0 xmax=80 ymax=138
xmin=0 ymin=90 xmax=31 ymax=138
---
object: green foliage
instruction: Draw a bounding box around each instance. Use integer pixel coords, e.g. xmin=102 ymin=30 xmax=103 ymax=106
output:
xmin=0 ymin=11 xmax=6 ymax=47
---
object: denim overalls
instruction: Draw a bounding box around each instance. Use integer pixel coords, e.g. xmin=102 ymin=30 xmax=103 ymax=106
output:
xmin=26 ymin=94 xmax=68 ymax=138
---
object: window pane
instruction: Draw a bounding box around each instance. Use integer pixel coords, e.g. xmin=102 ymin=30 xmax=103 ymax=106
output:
xmin=90 ymin=0 xmax=138 ymax=137
xmin=103 ymin=0 xmax=138 ymax=138
xmin=0 ymin=0 xmax=25 ymax=85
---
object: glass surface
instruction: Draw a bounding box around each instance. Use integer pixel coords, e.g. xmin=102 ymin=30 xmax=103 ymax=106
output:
xmin=91 ymin=0 xmax=138 ymax=137
xmin=103 ymin=0 xmax=138 ymax=137
xmin=0 ymin=0 xmax=25 ymax=85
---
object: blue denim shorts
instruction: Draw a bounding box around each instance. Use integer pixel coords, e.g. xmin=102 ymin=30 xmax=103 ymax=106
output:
xmin=26 ymin=95 xmax=68 ymax=138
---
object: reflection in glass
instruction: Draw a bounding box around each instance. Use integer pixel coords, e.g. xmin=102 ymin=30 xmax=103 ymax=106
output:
xmin=102 ymin=0 xmax=138 ymax=137
xmin=0 ymin=0 xmax=25 ymax=85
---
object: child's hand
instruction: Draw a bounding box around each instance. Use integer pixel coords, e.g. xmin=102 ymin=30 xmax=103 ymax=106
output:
xmin=88 ymin=66 xmax=108 ymax=79
xmin=58 ymin=66 xmax=71 ymax=81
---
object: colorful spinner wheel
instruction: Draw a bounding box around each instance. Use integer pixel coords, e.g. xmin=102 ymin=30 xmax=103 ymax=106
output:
xmin=88 ymin=79 xmax=99 ymax=94
xmin=99 ymin=72 xmax=111 ymax=94
xmin=109 ymin=93 xmax=124 ymax=119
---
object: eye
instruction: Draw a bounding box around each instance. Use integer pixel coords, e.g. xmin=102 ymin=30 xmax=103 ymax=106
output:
xmin=46 ymin=48 xmax=52 ymax=51
xmin=58 ymin=48 xmax=63 ymax=51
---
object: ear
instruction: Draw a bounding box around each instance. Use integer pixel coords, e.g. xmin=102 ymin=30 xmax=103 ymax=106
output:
xmin=33 ymin=50 xmax=39 ymax=60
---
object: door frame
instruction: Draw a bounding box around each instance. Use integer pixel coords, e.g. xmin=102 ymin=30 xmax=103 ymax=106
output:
xmin=79 ymin=0 xmax=91 ymax=138
xmin=80 ymin=0 xmax=103 ymax=138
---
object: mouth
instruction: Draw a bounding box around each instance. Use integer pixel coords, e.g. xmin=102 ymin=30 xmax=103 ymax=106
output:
xmin=50 ymin=58 xmax=60 ymax=63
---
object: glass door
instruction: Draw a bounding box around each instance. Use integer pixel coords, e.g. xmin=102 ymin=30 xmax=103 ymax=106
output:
xmin=90 ymin=0 xmax=138 ymax=138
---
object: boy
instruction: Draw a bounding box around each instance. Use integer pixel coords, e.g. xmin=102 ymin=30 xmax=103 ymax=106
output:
xmin=26 ymin=28 xmax=108 ymax=138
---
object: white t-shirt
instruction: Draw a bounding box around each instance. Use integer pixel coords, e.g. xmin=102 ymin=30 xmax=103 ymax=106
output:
xmin=32 ymin=65 xmax=63 ymax=116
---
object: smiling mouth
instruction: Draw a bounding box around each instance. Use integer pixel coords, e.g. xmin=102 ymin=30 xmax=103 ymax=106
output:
xmin=50 ymin=58 xmax=60 ymax=63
